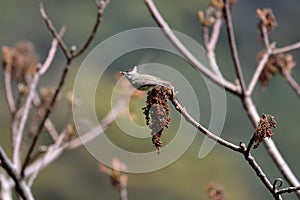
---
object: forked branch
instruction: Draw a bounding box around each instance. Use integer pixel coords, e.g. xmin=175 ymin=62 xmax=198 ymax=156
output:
xmin=21 ymin=0 xmax=111 ymax=177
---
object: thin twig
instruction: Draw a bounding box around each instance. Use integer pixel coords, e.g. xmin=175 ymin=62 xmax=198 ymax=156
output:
xmin=27 ymin=132 xmax=66 ymax=186
xmin=39 ymin=27 xmax=65 ymax=75
xmin=281 ymin=69 xmax=300 ymax=97
xmin=201 ymin=10 xmax=225 ymax=80
xmin=246 ymin=135 xmax=255 ymax=156
xmin=72 ymin=0 xmax=111 ymax=58
xmin=66 ymin=97 xmax=126 ymax=149
xmin=39 ymin=3 xmax=71 ymax=60
xmin=245 ymin=153 xmax=280 ymax=199
xmin=31 ymin=91 xmax=59 ymax=141
xmin=272 ymin=41 xmax=300 ymax=55
xmin=261 ymin=25 xmax=270 ymax=49
xmin=3 ymin=70 xmax=16 ymax=113
xmin=170 ymin=97 xmax=241 ymax=152
xmin=13 ymin=73 xmax=40 ymax=171
xmin=44 ymin=119 xmax=59 ymax=141
xmin=276 ymin=186 xmax=300 ymax=195
xmin=223 ymin=0 xmax=246 ymax=95
xmin=145 ymin=0 xmax=240 ymax=95
xmin=246 ymin=50 xmax=271 ymax=95
xmin=208 ymin=10 xmax=222 ymax=51
xmin=201 ymin=26 xmax=209 ymax=48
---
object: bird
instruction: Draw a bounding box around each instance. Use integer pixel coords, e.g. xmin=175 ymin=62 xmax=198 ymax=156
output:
xmin=120 ymin=66 xmax=173 ymax=91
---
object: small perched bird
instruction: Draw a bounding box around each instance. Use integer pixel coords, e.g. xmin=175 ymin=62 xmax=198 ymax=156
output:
xmin=120 ymin=66 xmax=173 ymax=91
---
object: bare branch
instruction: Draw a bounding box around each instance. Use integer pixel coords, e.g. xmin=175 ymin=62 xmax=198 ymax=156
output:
xmin=276 ymin=186 xmax=300 ymax=195
xmin=27 ymin=133 xmax=66 ymax=186
xmin=201 ymin=10 xmax=224 ymax=76
xmin=201 ymin=26 xmax=209 ymax=48
xmin=66 ymin=96 xmax=126 ymax=149
xmin=39 ymin=3 xmax=71 ymax=60
xmin=170 ymin=97 xmax=241 ymax=152
xmin=243 ymin=96 xmax=300 ymax=197
xmin=44 ymin=119 xmax=59 ymax=141
xmin=0 ymin=173 xmax=13 ymax=200
xmin=208 ymin=10 xmax=222 ymax=51
xmin=223 ymin=0 xmax=246 ymax=95
xmin=3 ymin=71 xmax=16 ymax=113
xmin=246 ymin=135 xmax=256 ymax=156
xmin=39 ymin=27 xmax=65 ymax=75
xmin=24 ymin=96 xmax=125 ymax=180
xmin=261 ymin=25 xmax=271 ymax=49
xmin=2 ymin=47 xmax=16 ymax=113
xmin=170 ymin=96 xmax=281 ymax=199
xmin=246 ymin=50 xmax=271 ymax=95
xmin=21 ymin=1 xmax=110 ymax=177
xmin=245 ymin=153 xmax=280 ymax=199
xmin=72 ymin=0 xmax=111 ymax=58
xmin=21 ymin=62 xmax=70 ymax=177
xmin=281 ymin=69 xmax=300 ymax=97
xmin=0 ymin=147 xmax=34 ymax=200
xmin=13 ymin=73 xmax=40 ymax=171
xmin=272 ymin=41 xmax=300 ymax=55
xmin=145 ymin=0 xmax=240 ymax=95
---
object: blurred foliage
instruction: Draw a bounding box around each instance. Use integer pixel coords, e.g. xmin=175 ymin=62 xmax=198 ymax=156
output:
xmin=1 ymin=0 xmax=300 ymax=200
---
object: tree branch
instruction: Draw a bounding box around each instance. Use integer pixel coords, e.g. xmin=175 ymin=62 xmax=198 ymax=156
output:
xmin=276 ymin=186 xmax=300 ymax=195
xmin=145 ymin=0 xmax=240 ymax=95
xmin=72 ymin=0 xmax=111 ymax=58
xmin=21 ymin=1 xmax=110 ymax=177
xmin=281 ymin=69 xmax=300 ymax=97
xmin=0 ymin=172 xmax=13 ymax=200
xmin=66 ymin=97 xmax=126 ymax=149
xmin=0 ymin=147 xmax=34 ymax=200
xmin=24 ymin=96 xmax=126 ymax=180
xmin=223 ymin=0 xmax=246 ymax=95
xmin=208 ymin=10 xmax=222 ymax=52
xmin=243 ymin=96 xmax=300 ymax=198
xmin=13 ymin=73 xmax=40 ymax=171
xmin=272 ymin=41 xmax=300 ymax=55
xmin=39 ymin=3 xmax=71 ymax=60
xmin=39 ymin=27 xmax=65 ymax=75
xmin=170 ymin=97 xmax=241 ymax=151
xmin=145 ymin=1 xmax=300 ymax=198
xmin=246 ymin=48 xmax=273 ymax=96
xmin=13 ymin=28 xmax=63 ymax=173
xmin=169 ymin=96 xmax=282 ymax=199
xmin=3 ymin=68 xmax=16 ymax=113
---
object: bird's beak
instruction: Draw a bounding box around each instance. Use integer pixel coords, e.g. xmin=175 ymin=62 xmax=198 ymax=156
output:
xmin=120 ymin=71 xmax=125 ymax=75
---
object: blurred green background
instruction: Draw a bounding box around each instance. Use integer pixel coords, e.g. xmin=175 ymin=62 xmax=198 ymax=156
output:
xmin=1 ymin=0 xmax=300 ymax=199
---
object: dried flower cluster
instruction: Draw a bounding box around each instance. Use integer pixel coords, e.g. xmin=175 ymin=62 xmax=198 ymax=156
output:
xmin=142 ymin=86 xmax=172 ymax=152
xmin=198 ymin=7 xmax=217 ymax=27
xmin=257 ymin=8 xmax=277 ymax=32
xmin=211 ymin=0 xmax=236 ymax=10
xmin=205 ymin=182 xmax=225 ymax=200
xmin=198 ymin=0 xmax=236 ymax=27
xmin=253 ymin=114 xmax=277 ymax=149
xmin=258 ymin=51 xmax=296 ymax=88
xmin=2 ymin=41 xmax=39 ymax=84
